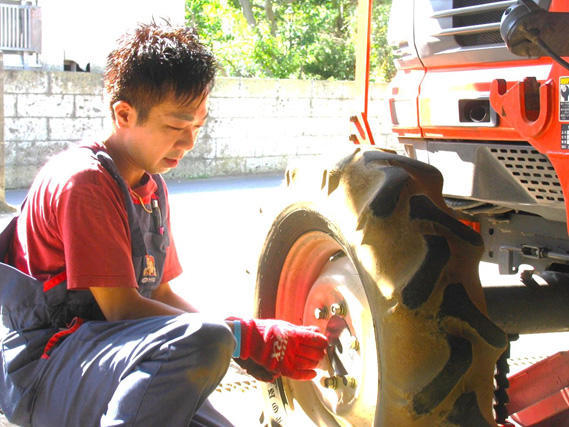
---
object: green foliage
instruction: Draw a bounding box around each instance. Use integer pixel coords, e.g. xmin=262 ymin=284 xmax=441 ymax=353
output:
xmin=371 ymin=1 xmax=396 ymax=82
xmin=186 ymin=0 xmax=260 ymax=77
xmin=186 ymin=0 xmax=394 ymax=81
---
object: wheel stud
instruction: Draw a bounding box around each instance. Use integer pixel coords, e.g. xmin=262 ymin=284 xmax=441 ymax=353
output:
xmin=330 ymin=303 xmax=346 ymax=316
xmin=314 ymin=306 xmax=329 ymax=320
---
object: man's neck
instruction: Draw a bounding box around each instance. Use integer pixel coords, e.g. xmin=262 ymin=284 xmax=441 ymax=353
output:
xmin=104 ymin=135 xmax=145 ymax=187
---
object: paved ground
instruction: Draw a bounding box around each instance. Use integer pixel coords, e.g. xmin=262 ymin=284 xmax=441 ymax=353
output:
xmin=1 ymin=174 xmax=568 ymax=426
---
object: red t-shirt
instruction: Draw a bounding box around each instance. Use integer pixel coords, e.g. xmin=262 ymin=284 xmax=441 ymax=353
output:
xmin=10 ymin=143 xmax=182 ymax=290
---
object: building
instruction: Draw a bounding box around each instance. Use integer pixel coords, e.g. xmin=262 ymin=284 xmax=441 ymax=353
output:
xmin=1 ymin=0 xmax=185 ymax=71
xmin=0 ymin=0 xmax=186 ymax=206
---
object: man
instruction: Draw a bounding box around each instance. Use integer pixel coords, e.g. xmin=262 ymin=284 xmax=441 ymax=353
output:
xmin=0 ymin=23 xmax=327 ymax=426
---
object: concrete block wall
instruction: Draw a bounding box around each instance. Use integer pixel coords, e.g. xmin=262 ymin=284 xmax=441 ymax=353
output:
xmin=4 ymin=71 xmax=107 ymax=188
xmin=0 ymin=54 xmax=8 ymax=212
xmin=3 ymin=71 xmax=398 ymax=189
xmin=369 ymin=83 xmax=401 ymax=150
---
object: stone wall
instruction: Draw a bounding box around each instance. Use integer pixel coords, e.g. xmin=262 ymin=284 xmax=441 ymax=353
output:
xmin=0 ymin=54 xmax=14 ymax=212
xmin=0 ymin=55 xmax=5 ymax=208
xmin=3 ymin=71 xmax=107 ymax=188
xmin=3 ymin=71 xmax=398 ymax=189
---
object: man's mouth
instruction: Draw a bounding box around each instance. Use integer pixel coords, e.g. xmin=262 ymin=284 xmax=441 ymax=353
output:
xmin=164 ymin=157 xmax=180 ymax=168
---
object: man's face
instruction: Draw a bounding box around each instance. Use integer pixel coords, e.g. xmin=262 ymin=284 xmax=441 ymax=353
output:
xmin=125 ymin=93 xmax=209 ymax=177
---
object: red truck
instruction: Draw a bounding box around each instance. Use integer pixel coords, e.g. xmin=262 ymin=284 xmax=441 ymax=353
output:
xmin=254 ymin=1 xmax=569 ymax=425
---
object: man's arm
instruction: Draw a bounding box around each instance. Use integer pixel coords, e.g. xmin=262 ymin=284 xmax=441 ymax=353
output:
xmin=91 ymin=284 xmax=328 ymax=382
xmin=151 ymin=282 xmax=200 ymax=313
xmin=90 ymin=282 xmax=199 ymax=321
xmin=90 ymin=286 xmax=185 ymax=321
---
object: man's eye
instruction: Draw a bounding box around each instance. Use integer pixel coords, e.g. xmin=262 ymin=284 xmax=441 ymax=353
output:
xmin=168 ymin=126 xmax=183 ymax=131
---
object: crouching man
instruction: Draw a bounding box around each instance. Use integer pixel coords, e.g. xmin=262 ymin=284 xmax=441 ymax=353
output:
xmin=0 ymin=23 xmax=327 ymax=427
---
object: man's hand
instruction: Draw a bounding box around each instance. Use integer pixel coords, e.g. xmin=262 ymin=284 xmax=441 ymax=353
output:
xmin=229 ymin=317 xmax=328 ymax=380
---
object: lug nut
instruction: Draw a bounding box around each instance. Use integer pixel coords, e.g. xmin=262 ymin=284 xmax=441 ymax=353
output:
xmin=322 ymin=376 xmax=338 ymax=390
xmin=330 ymin=303 xmax=346 ymax=317
xmin=321 ymin=375 xmax=356 ymax=390
xmin=346 ymin=376 xmax=357 ymax=388
xmin=314 ymin=306 xmax=329 ymax=320
xmin=349 ymin=336 xmax=360 ymax=351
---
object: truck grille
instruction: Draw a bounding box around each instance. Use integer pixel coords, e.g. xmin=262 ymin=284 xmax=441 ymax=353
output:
xmin=452 ymin=0 xmax=510 ymax=46
xmin=490 ymin=147 xmax=564 ymax=204
xmin=432 ymin=0 xmax=549 ymax=48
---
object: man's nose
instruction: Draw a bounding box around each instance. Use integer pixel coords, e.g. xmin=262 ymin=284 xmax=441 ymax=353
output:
xmin=178 ymin=128 xmax=197 ymax=150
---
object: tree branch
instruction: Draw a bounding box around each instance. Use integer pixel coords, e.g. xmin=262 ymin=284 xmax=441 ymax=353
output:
xmin=238 ymin=0 xmax=256 ymax=27
xmin=265 ymin=0 xmax=276 ymax=36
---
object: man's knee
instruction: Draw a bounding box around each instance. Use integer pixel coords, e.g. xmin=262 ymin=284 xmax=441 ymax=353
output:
xmin=195 ymin=321 xmax=235 ymax=371
xmin=166 ymin=315 xmax=234 ymax=379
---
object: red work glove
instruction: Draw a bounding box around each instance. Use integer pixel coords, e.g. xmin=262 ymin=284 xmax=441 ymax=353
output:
xmin=228 ymin=317 xmax=328 ymax=381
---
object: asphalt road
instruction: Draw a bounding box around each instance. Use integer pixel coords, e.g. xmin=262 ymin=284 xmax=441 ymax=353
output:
xmin=1 ymin=174 xmax=568 ymax=426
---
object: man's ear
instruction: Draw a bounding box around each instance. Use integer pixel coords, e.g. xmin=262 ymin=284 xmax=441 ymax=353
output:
xmin=112 ymin=101 xmax=137 ymax=129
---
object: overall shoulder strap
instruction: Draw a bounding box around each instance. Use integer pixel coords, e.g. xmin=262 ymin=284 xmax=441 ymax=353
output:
xmin=152 ymin=174 xmax=167 ymax=220
xmin=93 ymin=150 xmax=146 ymax=257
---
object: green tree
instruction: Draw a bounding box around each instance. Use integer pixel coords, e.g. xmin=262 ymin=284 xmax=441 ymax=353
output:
xmin=371 ymin=1 xmax=396 ymax=82
xmin=186 ymin=0 xmax=394 ymax=81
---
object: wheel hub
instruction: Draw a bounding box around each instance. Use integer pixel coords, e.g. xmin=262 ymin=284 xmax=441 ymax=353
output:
xmin=302 ymin=254 xmax=371 ymax=419
xmin=274 ymin=231 xmax=378 ymax=425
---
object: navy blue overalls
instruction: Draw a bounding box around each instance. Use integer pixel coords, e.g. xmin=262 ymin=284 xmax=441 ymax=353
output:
xmin=0 ymin=147 xmax=235 ymax=426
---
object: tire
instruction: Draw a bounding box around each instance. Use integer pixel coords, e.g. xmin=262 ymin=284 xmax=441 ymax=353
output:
xmin=255 ymin=147 xmax=507 ymax=426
